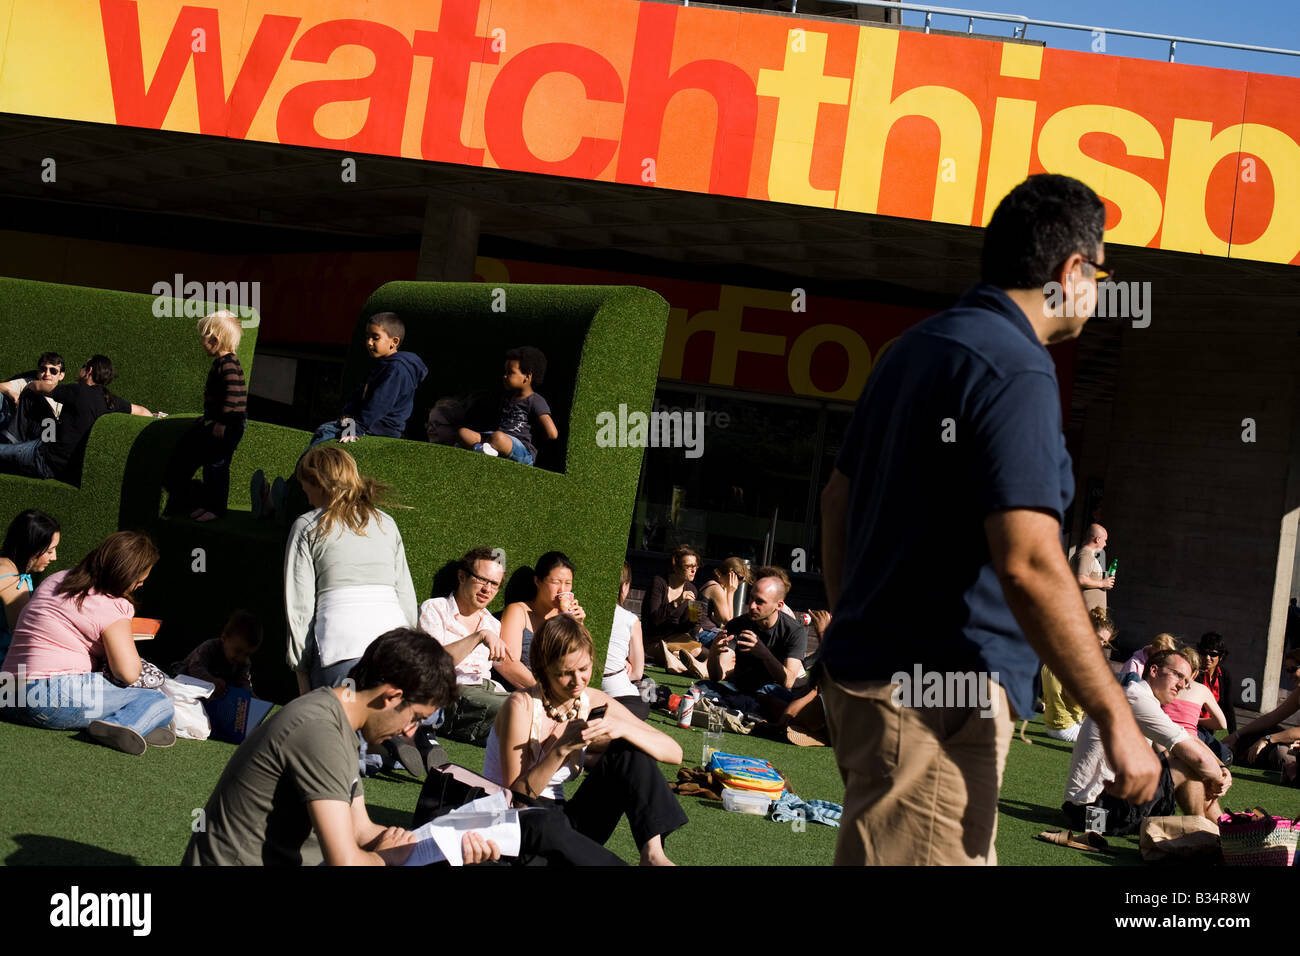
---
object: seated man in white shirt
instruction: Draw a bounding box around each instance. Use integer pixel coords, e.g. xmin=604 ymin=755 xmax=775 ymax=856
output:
xmin=415 ymin=546 xmax=513 ymax=747
xmin=1063 ymin=648 xmax=1231 ymax=835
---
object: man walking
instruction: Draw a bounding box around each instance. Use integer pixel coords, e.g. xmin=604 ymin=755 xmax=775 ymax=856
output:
xmin=819 ymin=174 xmax=1160 ymax=865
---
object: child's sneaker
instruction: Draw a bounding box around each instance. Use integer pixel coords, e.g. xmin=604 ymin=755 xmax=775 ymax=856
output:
xmin=472 ymin=442 xmax=499 ymax=457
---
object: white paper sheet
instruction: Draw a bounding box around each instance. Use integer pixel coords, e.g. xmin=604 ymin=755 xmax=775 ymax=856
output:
xmin=401 ymin=791 xmax=522 ymax=866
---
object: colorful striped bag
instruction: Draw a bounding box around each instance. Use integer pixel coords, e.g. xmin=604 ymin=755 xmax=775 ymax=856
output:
xmin=1217 ymin=808 xmax=1300 ymax=866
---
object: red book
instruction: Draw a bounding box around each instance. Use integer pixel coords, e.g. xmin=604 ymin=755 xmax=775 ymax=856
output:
xmin=131 ymin=617 xmax=161 ymax=641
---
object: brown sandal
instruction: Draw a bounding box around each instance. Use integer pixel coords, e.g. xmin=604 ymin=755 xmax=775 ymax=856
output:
xmin=1036 ymin=829 xmax=1114 ymax=853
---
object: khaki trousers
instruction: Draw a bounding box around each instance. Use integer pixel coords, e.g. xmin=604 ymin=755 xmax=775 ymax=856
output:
xmin=822 ymin=674 xmax=1013 ymax=866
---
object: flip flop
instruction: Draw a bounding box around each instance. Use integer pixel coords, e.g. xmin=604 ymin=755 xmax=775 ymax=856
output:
xmin=1036 ymin=829 xmax=1114 ymax=853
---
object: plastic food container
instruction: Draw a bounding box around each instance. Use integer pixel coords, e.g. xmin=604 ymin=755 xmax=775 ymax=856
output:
xmin=721 ymin=787 xmax=773 ymax=816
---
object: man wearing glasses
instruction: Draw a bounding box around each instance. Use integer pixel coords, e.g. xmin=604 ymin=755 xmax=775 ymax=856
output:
xmin=820 ymin=174 xmax=1159 ymax=865
xmin=1064 ymin=649 xmax=1232 ymax=834
xmin=0 ymin=352 xmax=65 ymax=443
xmin=414 ymin=546 xmax=513 ymax=748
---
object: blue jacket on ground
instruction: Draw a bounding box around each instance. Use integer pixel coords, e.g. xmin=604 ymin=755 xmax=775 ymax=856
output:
xmin=342 ymin=351 xmax=428 ymax=437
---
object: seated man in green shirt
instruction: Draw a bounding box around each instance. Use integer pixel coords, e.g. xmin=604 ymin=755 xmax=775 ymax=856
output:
xmin=184 ymin=628 xmax=500 ymax=866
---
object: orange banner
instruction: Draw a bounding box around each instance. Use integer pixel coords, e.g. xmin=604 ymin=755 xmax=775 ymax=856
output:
xmin=1 ymin=0 xmax=1296 ymax=264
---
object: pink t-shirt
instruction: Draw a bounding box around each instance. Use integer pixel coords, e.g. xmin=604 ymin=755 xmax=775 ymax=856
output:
xmin=0 ymin=570 xmax=135 ymax=679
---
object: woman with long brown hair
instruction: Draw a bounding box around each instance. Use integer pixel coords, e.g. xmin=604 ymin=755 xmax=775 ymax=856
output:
xmin=484 ymin=614 xmax=687 ymax=865
xmin=284 ymin=445 xmax=418 ymax=691
xmin=0 ymin=530 xmax=173 ymax=755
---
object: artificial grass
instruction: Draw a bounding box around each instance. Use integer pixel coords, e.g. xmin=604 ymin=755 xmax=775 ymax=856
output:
xmin=3 ymin=665 xmax=1297 ymax=866
xmin=0 ymin=278 xmax=670 ymax=703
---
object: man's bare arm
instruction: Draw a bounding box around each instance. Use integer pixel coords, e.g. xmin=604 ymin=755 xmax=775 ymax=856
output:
xmin=985 ymin=509 xmax=1159 ymax=802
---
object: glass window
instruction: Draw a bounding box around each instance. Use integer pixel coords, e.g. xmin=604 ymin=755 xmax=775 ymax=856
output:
xmin=633 ymin=387 xmax=846 ymax=570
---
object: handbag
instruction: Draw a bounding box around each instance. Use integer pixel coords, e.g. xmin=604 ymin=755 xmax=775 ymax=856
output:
xmin=1218 ymin=808 xmax=1300 ymax=866
xmin=1138 ymin=815 xmax=1221 ymax=863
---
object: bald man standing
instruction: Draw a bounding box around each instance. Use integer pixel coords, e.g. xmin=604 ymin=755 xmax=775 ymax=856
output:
xmin=1071 ymin=524 xmax=1113 ymax=611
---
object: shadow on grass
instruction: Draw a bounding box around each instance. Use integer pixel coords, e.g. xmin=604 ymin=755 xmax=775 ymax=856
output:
xmin=368 ymin=802 xmax=419 ymax=828
xmin=1012 ymin=737 xmax=1075 ymax=757
xmin=999 ymin=798 xmax=1066 ymax=829
xmin=7 ymin=835 xmax=139 ymax=866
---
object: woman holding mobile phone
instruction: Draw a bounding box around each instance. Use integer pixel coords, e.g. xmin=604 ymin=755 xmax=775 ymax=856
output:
xmin=484 ymin=614 xmax=687 ymax=865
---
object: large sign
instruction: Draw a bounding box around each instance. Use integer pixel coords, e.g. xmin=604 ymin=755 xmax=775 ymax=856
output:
xmin=476 ymin=257 xmax=1076 ymax=411
xmin=2 ymin=1 xmax=1297 ymax=265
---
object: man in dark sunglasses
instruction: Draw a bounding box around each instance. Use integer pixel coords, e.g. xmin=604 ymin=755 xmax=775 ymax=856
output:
xmin=0 ymin=351 xmax=65 ymax=444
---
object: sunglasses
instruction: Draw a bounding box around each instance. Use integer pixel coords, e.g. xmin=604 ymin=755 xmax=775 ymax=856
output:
xmin=1081 ymin=256 xmax=1115 ymax=282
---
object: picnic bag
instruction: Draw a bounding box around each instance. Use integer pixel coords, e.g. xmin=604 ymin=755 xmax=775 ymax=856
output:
xmin=1218 ymin=808 xmax=1300 ymax=866
xmin=706 ymin=751 xmax=785 ymax=796
xmin=1138 ymin=815 xmax=1221 ymax=863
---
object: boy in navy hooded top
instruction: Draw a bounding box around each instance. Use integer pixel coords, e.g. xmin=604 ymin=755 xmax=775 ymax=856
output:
xmin=310 ymin=312 xmax=427 ymax=445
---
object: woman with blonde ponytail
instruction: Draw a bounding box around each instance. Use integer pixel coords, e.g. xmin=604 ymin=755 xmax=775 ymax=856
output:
xmin=284 ymin=445 xmax=417 ymax=691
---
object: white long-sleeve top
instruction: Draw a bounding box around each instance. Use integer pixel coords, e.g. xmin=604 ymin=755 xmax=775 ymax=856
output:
xmin=284 ymin=508 xmax=418 ymax=670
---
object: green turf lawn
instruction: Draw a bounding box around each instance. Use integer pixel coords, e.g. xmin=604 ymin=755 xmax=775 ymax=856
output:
xmin=3 ymin=670 xmax=1297 ymax=866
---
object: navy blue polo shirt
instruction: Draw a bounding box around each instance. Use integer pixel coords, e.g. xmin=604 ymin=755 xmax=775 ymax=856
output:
xmin=820 ymin=284 xmax=1074 ymax=719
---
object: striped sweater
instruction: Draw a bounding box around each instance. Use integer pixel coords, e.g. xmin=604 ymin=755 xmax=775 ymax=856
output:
xmin=203 ymin=352 xmax=247 ymax=424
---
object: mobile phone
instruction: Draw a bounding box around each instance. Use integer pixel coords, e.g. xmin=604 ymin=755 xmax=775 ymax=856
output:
xmin=587 ymin=705 xmax=608 ymax=720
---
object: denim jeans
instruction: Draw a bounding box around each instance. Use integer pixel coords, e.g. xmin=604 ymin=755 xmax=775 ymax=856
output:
xmin=308 ymin=419 xmax=366 ymax=449
xmin=0 ymin=438 xmax=53 ymax=479
xmin=7 ymin=672 xmax=173 ymax=736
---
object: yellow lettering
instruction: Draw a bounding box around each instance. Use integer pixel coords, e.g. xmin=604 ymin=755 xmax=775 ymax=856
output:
xmin=839 ymin=28 xmax=982 ymax=224
xmin=1233 ymin=124 xmax=1300 ymax=262
xmin=982 ymin=97 xmax=1037 ymax=225
xmin=788 ymin=324 xmax=871 ymax=399
xmin=660 ymin=288 xmax=789 ymax=386
xmin=758 ymin=31 xmax=850 ymax=208
xmin=1036 ymin=105 xmax=1164 ymax=247
xmin=1162 ymin=119 xmax=1291 ymax=257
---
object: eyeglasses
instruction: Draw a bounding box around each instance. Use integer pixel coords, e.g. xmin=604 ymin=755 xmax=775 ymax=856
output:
xmin=1166 ymin=667 xmax=1193 ymax=689
xmin=39 ymin=365 xmax=62 ymax=375
xmin=465 ymin=570 xmax=501 ymax=590
xmin=1201 ymin=650 xmax=1221 ymax=659
xmin=681 ymin=563 xmax=699 ymax=570
xmin=1081 ymin=256 xmax=1115 ymax=282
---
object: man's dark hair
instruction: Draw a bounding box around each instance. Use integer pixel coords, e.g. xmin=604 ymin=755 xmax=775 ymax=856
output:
xmin=1144 ymin=648 xmax=1191 ymax=682
xmin=222 ymin=609 xmax=264 ymax=649
xmin=981 ymin=174 xmax=1106 ymax=289
xmin=459 ymin=545 xmax=503 ymax=573
xmin=347 ymin=627 xmax=457 ymax=708
xmin=367 ymin=311 xmax=405 ymax=343
xmin=506 ymin=346 xmax=547 ymax=386
xmin=37 ymin=352 xmax=64 ymax=372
